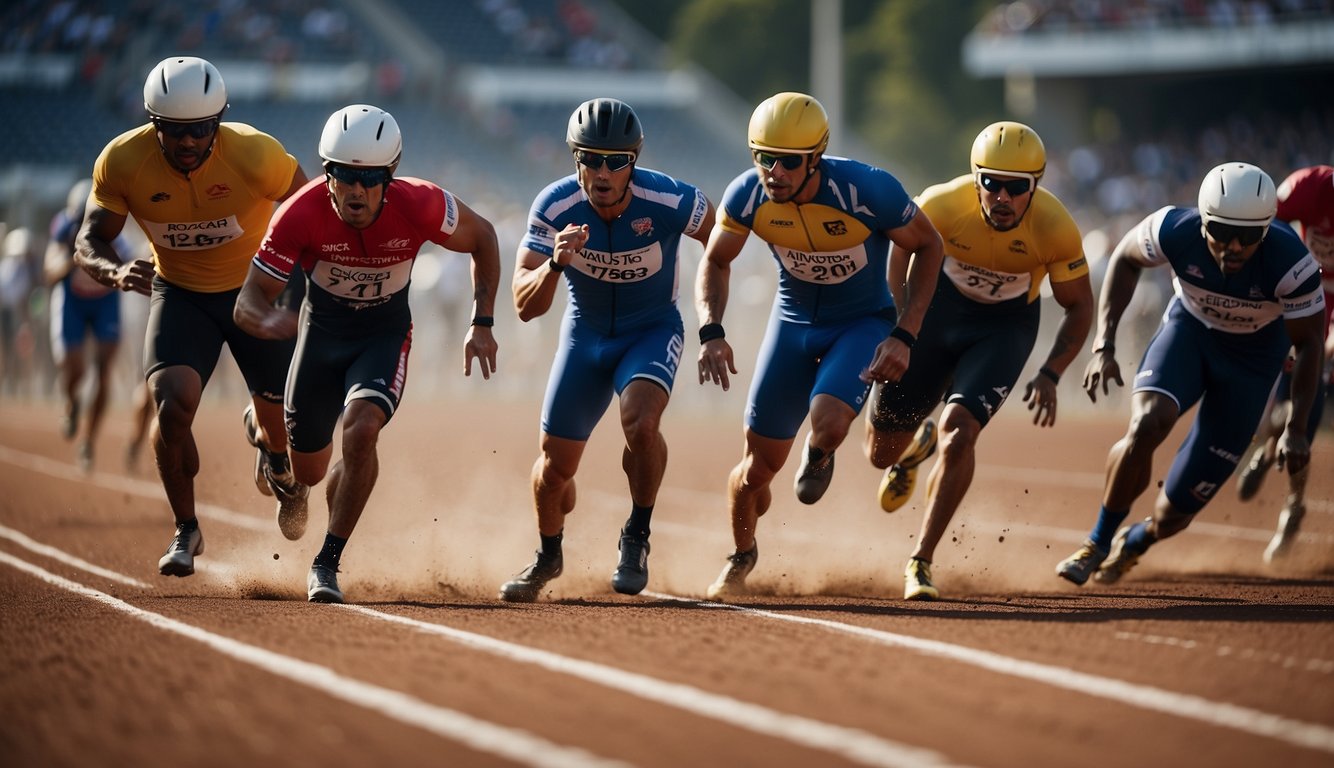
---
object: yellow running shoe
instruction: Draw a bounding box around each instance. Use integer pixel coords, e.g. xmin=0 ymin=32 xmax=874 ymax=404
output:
xmin=903 ymin=557 xmax=939 ymax=600
xmin=878 ymin=418 xmax=938 ymax=513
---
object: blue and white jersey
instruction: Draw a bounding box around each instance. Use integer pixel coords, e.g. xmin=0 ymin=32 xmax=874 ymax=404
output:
xmin=1139 ymin=206 xmax=1324 ymax=343
xmin=520 ymin=166 xmax=710 ymax=336
xmin=718 ymin=155 xmax=917 ymax=324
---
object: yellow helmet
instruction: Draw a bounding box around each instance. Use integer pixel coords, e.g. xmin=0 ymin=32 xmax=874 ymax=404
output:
xmin=748 ymin=92 xmax=829 ymax=154
xmin=970 ymin=121 xmax=1045 ymax=180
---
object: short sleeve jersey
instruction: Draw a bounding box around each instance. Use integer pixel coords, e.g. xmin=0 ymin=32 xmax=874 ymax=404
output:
xmin=1138 ymin=206 xmax=1325 ymax=335
xmin=917 ymin=175 xmax=1087 ymax=305
xmin=518 ymin=166 xmax=710 ymax=336
xmin=717 ymin=155 xmax=917 ymax=324
xmin=90 ymin=123 xmax=298 ymax=293
xmin=254 ymin=176 xmax=460 ymax=332
xmin=1276 ymin=165 xmax=1334 ymax=294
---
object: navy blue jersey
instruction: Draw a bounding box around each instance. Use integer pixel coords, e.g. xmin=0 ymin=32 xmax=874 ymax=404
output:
xmin=1139 ymin=207 xmax=1324 ymax=347
xmin=519 ymin=166 xmax=710 ymax=336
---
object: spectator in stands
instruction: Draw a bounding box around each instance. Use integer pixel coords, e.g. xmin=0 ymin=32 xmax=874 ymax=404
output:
xmin=44 ymin=177 xmax=135 ymax=471
xmin=498 ymin=98 xmax=715 ymax=602
xmin=235 ymin=104 xmax=501 ymax=604
xmin=1234 ymin=164 xmax=1334 ymax=562
xmin=76 ymin=56 xmax=309 ymax=577
xmin=1056 ymin=163 xmax=1325 ymax=587
xmin=694 ymin=92 xmax=944 ymax=599
xmin=869 ymin=121 xmax=1094 ymax=601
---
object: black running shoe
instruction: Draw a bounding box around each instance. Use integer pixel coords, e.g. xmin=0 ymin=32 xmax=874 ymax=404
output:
xmin=499 ymin=550 xmax=563 ymax=603
xmin=611 ymin=533 xmax=650 ymax=595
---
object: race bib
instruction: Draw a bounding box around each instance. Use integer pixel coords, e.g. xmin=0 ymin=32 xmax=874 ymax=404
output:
xmin=1175 ymin=279 xmax=1281 ymax=333
xmin=943 ymin=255 xmax=1031 ymax=303
xmin=311 ymin=259 xmax=413 ymax=303
xmin=574 ymin=242 xmax=662 ymax=283
xmin=777 ymin=246 xmax=867 ymax=284
xmin=140 ymin=216 xmax=245 ymax=251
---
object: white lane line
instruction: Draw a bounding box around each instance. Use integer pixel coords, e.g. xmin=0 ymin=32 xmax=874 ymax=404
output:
xmin=0 ymin=523 xmax=151 ymax=588
xmin=341 ymin=604 xmax=972 ymax=768
xmin=0 ymin=551 xmax=630 ymax=768
xmin=1114 ymin=631 xmax=1334 ymax=674
xmin=644 ymin=592 xmax=1334 ymax=755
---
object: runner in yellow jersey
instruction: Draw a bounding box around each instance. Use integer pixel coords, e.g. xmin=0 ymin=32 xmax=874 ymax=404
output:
xmin=75 ymin=57 xmax=310 ymax=577
xmin=866 ymin=122 xmax=1094 ymax=600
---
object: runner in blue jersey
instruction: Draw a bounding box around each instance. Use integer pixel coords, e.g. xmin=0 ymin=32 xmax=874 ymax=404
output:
xmin=499 ymin=98 xmax=715 ymax=602
xmin=1057 ymin=163 xmax=1326 ymax=587
xmin=695 ymin=92 xmax=945 ymax=599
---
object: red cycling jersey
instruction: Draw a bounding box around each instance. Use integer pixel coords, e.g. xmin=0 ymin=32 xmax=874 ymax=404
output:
xmin=253 ymin=176 xmax=460 ymax=322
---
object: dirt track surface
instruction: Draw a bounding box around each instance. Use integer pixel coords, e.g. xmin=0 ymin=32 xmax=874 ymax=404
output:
xmin=2 ymin=393 xmax=1332 ymax=767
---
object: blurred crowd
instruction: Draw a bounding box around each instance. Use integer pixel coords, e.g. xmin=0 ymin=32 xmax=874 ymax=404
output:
xmin=978 ymin=0 xmax=1334 ymax=34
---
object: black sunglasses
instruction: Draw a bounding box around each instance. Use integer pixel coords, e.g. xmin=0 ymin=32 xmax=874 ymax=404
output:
xmin=979 ymin=174 xmax=1033 ymax=197
xmin=326 ymin=164 xmax=393 ymax=188
xmin=154 ymin=118 xmax=219 ymax=140
xmin=574 ymin=150 xmax=635 ymax=172
xmin=1205 ymin=220 xmax=1265 ymax=246
xmin=753 ymin=151 xmax=806 ymax=171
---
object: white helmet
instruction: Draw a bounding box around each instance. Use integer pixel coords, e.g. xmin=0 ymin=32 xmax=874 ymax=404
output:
xmin=144 ymin=57 xmax=227 ymax=121
xmin=319 ymin=105 xmax=402 ymax=168
xmin=1198 ymin=162 xmax=1277 ymax=229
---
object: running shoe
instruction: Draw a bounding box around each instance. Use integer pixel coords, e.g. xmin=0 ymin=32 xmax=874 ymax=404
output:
xmin=1236 ymin=447 xmax=1272 ymax=501
xmin=878 ymin=418 xmax=938 ymax=513
xmin=242 ymin=404 xmax=271 ymax=497
xmin=1263 ymin=502 xmax=1306 ymax=563
xmin=793 ymin=434 xmax=835 ymax=505
xmin=705 ymin=544 xmax=758 ymax=599
xmin=1093 ymin=523 xmax=1146 ymax=585
xmin=1055 ymin=539 xmax=1109 ymax=586
xmin=158 ymin=524 xmax=204 ymax=577
xmin=264 ymin=459 xmax=309 ymax=541
xmin=903 ymin=557 xmax=939 ymax=600
xmin=499 ymin=550 xmax=564 ymax=603
xmin=611 ymin=532 xmax=650 ymax=595
xmin=307 ymin=563 xmax=344 ymax=603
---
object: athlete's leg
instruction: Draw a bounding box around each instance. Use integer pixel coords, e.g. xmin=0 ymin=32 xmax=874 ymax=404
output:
xmin=908 ymin=402 xmax=981 ymax=562
xmin=58 ymin=343 xmax=85 ymax=440
xmin=83 ymin=337 xmax=119 ymax=450
xmin=148 ymin=364 xmax=204 ymax=525
xmin=533 ymin=433 xmax=586 ymax=537
xmin=726 ymin=429 xmax=793 ymax=553
xmin=1104 ymin=391 xmax=1179 ymax=511
xmin=322 ymin=399 xmax=388 ymax=539
xmin=619 ymin=378 xmax=670 ymax=507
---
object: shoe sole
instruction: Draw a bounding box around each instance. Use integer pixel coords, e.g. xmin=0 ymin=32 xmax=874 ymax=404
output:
xmin=308 ymin=590 xmax=344 ymax=604
xmin=900 ymin=419 xmax=939 ymax=468
xmin=904 ymin=588 xmax=939 ymax=601
xmin=158 ymin=559 xmax=195 ymax=577
xmin=877 ymin=465 xmax=916 ymax=513
xmin=277 ymin=495 xmax=308 ymax=541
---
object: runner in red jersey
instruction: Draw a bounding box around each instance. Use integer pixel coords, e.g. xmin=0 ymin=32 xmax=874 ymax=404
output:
xmin=234 ymin=105 xmax=501 ymax=603
xmin=1234 ymin=165 xmax=1334 ymax=561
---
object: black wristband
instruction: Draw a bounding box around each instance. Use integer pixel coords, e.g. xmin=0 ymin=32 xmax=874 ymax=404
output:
xmin=1039 ymin=366 xmax=1060 ymax=384
xmin=699 ymin=323 xmax=726 ymax=343
xmin=470 ymin=315 xmax=494 ymax=328
xmin=888 ymin=326 xmax=916 ymax=349
xmin=547 ymin=258 xmax=565 ymax=273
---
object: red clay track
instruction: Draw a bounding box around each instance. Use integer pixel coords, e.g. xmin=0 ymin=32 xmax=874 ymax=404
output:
xmin=2 ymin=395 xmax=1331 ymax=767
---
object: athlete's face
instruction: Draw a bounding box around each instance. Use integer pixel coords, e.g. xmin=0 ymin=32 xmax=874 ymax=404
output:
xmin=325 ymin=164 xmax=392 ymax=229
xmin=977 ymin=172 xmax=1035 ymax=231
xmin=1203 ymin=221 xmax=1266 ymax=274
xmin=154 ymin=118 xmax=219 ymax=173
xmin=574 ymin=149 xmax=635 ymax=211
xmin=753 ymin=150 xmax=815 ymax=204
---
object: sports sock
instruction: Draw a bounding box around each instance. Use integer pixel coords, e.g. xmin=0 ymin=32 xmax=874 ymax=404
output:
xmin=313 ymin=532 xmax=348 ymax=570
xmin=624 ymin=504 xmax=653 ymax=539
xmin=540 ymin=531 xmax=563 ymax=557
xmin=176 ymin=517 xmax=199 ymax=533
xmin=1124 ymin=521 xmax=1157 ymax=554
xmin=1090 ymin=505 xmax=1129 ymax=550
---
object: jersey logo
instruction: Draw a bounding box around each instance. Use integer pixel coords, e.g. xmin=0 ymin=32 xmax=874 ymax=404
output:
xmin=632 ymin=217 xmax=654 ymax=237
xmin=1249 ymin=286 xmax=1264 ymax=298
xmin=382 ymin=238 xmax=411 ymax=250
xmin=1185 ymin=265 xmax=1203 ymax=279
xmin=151 ymin=192 xmax=171 ymax=202
xmin=823 ymin=220 xmax=848 ymax=236
xmin=1008 ymin=239 xmax=1028 ymax=255
xmin=1190 ymin=481 xmax=1218 ymax=502
xmin=206 ymin=184 xmax=230 ymax=200
xmin=947 ymin=238 xmax=971 ymax=251
xmin=1068 ymin=257 xmax=1086 ymax=272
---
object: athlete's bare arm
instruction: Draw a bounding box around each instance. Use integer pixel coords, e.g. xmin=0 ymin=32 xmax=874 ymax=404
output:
xmin=513 ymin=223 xmax=586 ymax=323
xmin=233 ymin=264 xmax=297 ymax=340
xmin=75 ymin=206 xmax=155 ymax=296
xmin=695 ymin=224 xmax=746 ymax=391
xmin=445 ymin=199 xmax=501 ymax=379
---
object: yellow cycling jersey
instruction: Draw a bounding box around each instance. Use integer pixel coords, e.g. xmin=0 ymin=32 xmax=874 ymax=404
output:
xmin=918 ymin=174 xmax=1087 ymax=304
xmin=91 ymin=123 xmax=298 ymax=293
